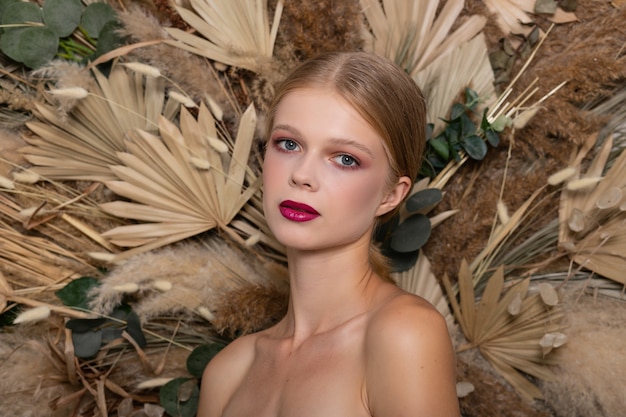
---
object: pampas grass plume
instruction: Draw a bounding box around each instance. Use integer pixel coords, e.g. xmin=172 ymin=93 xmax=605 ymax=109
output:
xmin=566 ymin=177 xmax=603 ymax=191
xmin=205 ymin=95 xmax=224 ymax=121
xmin=0 ymin=175 xmax=15 ymax=189
xmin=12 ymin=170 xmax=40 ymax=184
xmin=168 ymin=90 xmax=196 ymax=108
xmin=152 ymin=280 xmax=172 ymax=292
xmin=48 ymin=87 xmax=88 ymax=99
xmin=13 ymin=306 xmax=51 ymax=324
xmin=113 ymin=283 xmax=140 ymax=293
xmin=197 ymin=306 xmax=215 ymax=322
xmin=206 ymin=136 xmax=229 ymax=154
xmin=136 ymin=377 xmax=174 ymax=389
xmin=122 ymin=62 xmax=161 ymax=78
xmin=548 ymin=167 xmax=577 ymax=185
xmin=190 ymin=156 xmax=211 ymax=170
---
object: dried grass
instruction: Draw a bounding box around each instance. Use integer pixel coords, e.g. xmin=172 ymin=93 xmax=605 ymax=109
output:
xmin=541 ymin=286 xmax=626 ymax=417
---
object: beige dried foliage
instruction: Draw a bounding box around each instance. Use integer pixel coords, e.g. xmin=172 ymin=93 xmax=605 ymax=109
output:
xmin=22 ymin=64 xmax=180 ymax=182
xmin=558 ymin=133 xmax=626 ymax=285
xmin=98 ymin=102 xmax=271 ymax=261
xmin=360 ymin=0 xmax=486 ymax=77
xmin=443 ymin=261 xmax=566 ymax=402
xmin=541 ymin=287 xmax=626 ymax=417
xmin=88 ymin=238 xmax=288 ymax=325
xmin=166 ymin=0 xmax=284 ymax=73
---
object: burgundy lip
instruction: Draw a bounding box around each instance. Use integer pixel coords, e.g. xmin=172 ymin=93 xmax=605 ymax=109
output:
xmin=279 ymin=200 xmax=320 ymax=215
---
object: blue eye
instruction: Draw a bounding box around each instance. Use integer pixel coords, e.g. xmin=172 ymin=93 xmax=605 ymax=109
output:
xmin=277 ymin=139 xmax=299 ymax=151
xmin=334 ymin=154 xmax=359 ymax=168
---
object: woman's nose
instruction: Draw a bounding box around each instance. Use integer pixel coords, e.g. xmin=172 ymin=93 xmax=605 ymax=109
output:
xmin=289 ymin=156 xmax=319 ymax=191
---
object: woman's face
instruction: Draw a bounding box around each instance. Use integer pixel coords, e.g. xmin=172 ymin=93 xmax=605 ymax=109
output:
xmin=263 ymin=88 xmax=407 ymax=252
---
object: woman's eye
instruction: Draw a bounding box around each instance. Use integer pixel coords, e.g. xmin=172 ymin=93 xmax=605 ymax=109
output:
xmin=278 ymin=139 xmax=299 ymax=151
xmin=334 ymin=154 xmax=359 ymax=168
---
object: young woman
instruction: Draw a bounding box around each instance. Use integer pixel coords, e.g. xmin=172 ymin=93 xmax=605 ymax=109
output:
xmin=197 ymin=51 xmax=460 ymax=417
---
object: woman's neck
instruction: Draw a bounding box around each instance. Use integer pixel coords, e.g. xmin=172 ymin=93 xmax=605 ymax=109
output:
xmin=279 ymin=238 xmax=385 ymax=344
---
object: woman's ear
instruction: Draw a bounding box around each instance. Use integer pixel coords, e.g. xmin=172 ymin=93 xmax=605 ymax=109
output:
xmin=376 ymin=176 xmax=411 ymax=217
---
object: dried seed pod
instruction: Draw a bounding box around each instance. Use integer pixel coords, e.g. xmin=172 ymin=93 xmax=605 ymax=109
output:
xmin=596 ymin=186 xmax=622 ymax=209
xmin=568 ymin=208 xmax=585 ymax=232
xmin=538 ymin=282 xmax=559 ymax=306
xmin=508 ymin=291 xmax=522 ymax=315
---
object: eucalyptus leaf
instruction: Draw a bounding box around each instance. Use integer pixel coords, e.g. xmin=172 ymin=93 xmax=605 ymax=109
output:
xmin=465 ymin=88 xmax=480 ymax=110
xmin=428 ymin=136 xmax=449 ymax=160
xmin=160 ymin=378 xmax=200 ymax=417
xmin=406 ymin=188 xmax=442 ymax=213
xmin=1 ymin=1 xmax=42 ymax=25
xmin=65 ymin=317 xmax=107 ymax=332
xmin=81 ymin=2 xmax=116 ymax=38
xmin=0 ymin=26 xmax=26 ymax=62
xmin=463 ymin=135 xmax=488 ymax=160
xmin=125 ymin=310 xmax=147 ymax=347
xmin=17 ymin=26 xmax=58 ymax=68
xmin=390 ymin=214 xmax=431 ymax=253
xmin=450 ymin=103 xmax=465 ymax=120
xmin=485 ymin=129 xmax=500 ymax=147
xmin=101 ymin=325 xmax=124 ymax=343
xmin=93 ymin=19 xmax=124 ymax=61
xmin=387 ymin=248 xmax=420 ymax=273
xmin=42 ymin=0 xmax=81 ymax=37
xmin=0 ymin=0 xmax=21 ymax=20
xmin=71 ymin=328 xmax=103 ymax=358
xmin=55 ymin=276 xmax=99 ymax=309
xmin=187 ymin=343 xmax=226 ymax=378
xmin=460 ymin=113 xmax=476 ymax=137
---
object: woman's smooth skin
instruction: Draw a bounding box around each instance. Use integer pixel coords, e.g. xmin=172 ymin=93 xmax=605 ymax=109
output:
xmin=196 ymin=87 xmax=460 ymax=417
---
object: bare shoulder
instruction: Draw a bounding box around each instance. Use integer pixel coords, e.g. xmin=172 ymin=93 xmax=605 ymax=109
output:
xmin=196 ymin=333 xmax=258 ymax=417
xmin=364 ymin=290 xmax=460 ymax=416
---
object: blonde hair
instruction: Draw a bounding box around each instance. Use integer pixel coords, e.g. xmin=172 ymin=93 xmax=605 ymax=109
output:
xmin=265 ymin=51 xmax=426 ymax=280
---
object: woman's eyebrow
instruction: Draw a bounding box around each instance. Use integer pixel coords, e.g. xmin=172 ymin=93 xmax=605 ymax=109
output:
xmin=272 ymin=124 xmax=300 ymax=136
xmin=329 ymin=137 xmax=374 ymax=158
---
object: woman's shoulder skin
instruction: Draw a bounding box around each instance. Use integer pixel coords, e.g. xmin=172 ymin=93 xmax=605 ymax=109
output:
xmin=364 ymin=289 xmax=460 ymax=416
xmin=196 ymin=332 xmax=259 ymax=417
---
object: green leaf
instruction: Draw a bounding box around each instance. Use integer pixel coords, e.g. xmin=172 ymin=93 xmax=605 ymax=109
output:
xmin=80 ymin=2 xmax=116 ymax=38
xmin=124 ymin=310 xmax=147 ymax=348
xmin=485 ymin=129 xmax=500 ymax=147
xmin=406 ymin=188 xmax=442 ymax=213
xmin=387 ymin=248 xmax=420 ymax=272
xmin=463 ymin=135 xmax=488 ymax=160
xmin=1 ymin=1 xmax=41 ymax=25
xmin=71 ymin=328 xmax=103 ymax=358
xmin=491 ymin=114 xmax=511 ymax=132
xmin=42 ymin=0 xmax=81 ymax=37
xmin=56 ymin=277 xmax=99 ymax=310
xmin=187 ymin=343 xmax=226 ymax=378
xmin=94 ymin=19 xmax=123 ymax=55
xmin=465 ymin=88 xmax=480 ymax=110
xmin=56 ymin=276 xmax=99 ymax=310
xmin=460 ymin=113 xmax=477 ymax=137
xmin=160 ymin=378 xmax=200 ymax=417
xmin=390 ymin=214 xmax=431 ymax=253
xmin=17 ymin=26 xmax=58 ymax=68
xmin=428 ymin=136 xmax=449 ymax=161
xmin=449 ymin=103 xmax=465 ymax=120
xmin=65 ymin=317 xmax=107 ymax=332
xmin=0 ymin=0 xmax=21 ymax=21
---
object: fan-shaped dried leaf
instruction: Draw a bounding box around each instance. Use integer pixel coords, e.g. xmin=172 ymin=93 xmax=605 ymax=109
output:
xmin=100 ymin=104 xmax=263 ymax=261
xmin=559 ymin=133 xmax=626 ymax=284
xmin=166 ymin=0 xmax=284 ymax=73
xmin=22 ymin=64 xmax=177 ymax=182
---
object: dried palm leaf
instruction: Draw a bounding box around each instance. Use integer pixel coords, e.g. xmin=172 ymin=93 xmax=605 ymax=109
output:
xmin=360 ymin=0 xmax=486 ymax=76
xmin=166 ymin=0 xmax=284 ymax=73
xmin=482 ymin=0 xmax=536 ymax=38
xmin=99 ymin=103 xmax=264 ymax=261
xmin=392 ymin=250 xmax=454 ymax=328
xmin=21 ymin=64 xmax=180 ymax=182
xmin=443 ymin=261 xmax=566 ymax=401
xmin=558 ymin=133 xmax=626 ymax=285
xmin=413 ymin=33 xmax=496 ymax=135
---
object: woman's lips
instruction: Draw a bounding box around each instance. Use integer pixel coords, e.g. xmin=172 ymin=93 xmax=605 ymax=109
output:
xmin=279 ymin=200 xmax=320 ymax=222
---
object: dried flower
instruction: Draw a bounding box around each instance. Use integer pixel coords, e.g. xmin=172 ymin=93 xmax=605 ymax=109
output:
xmin=190 ymin=156 xmax=211 ymax=170
xmin=197 ymin=306 xmax=215 ymax=322
xmin=548 ymin=167 xmax=577 ymax=185
xmin=136 ymin=377 xmax=174 ymax=389
xmin=152 ymin=280 xmax=172 ymax=292
xmin=168 ymin=90 xmax=196 ymax=108
xmin=206 ymin=136 xmax=229 ymax=154
xmin=48 ymin=87 xmax=89 ymax=99
xmin=122 ymin=62 xmax=162 ymax=78
xmin=0 ymin=175 xmax=15 ymax=189
xmin=12 ymin=170 xmax=40 ymax=184
xmin=13 ymin=306 xmax=51 ymax=324
xmin=205 ymin=95 xmax=224 ymax=121
xmin=112 ymin=283 xmax=140 ymax=293
xmin=566 ymin=177 xmax=603 ymax=191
